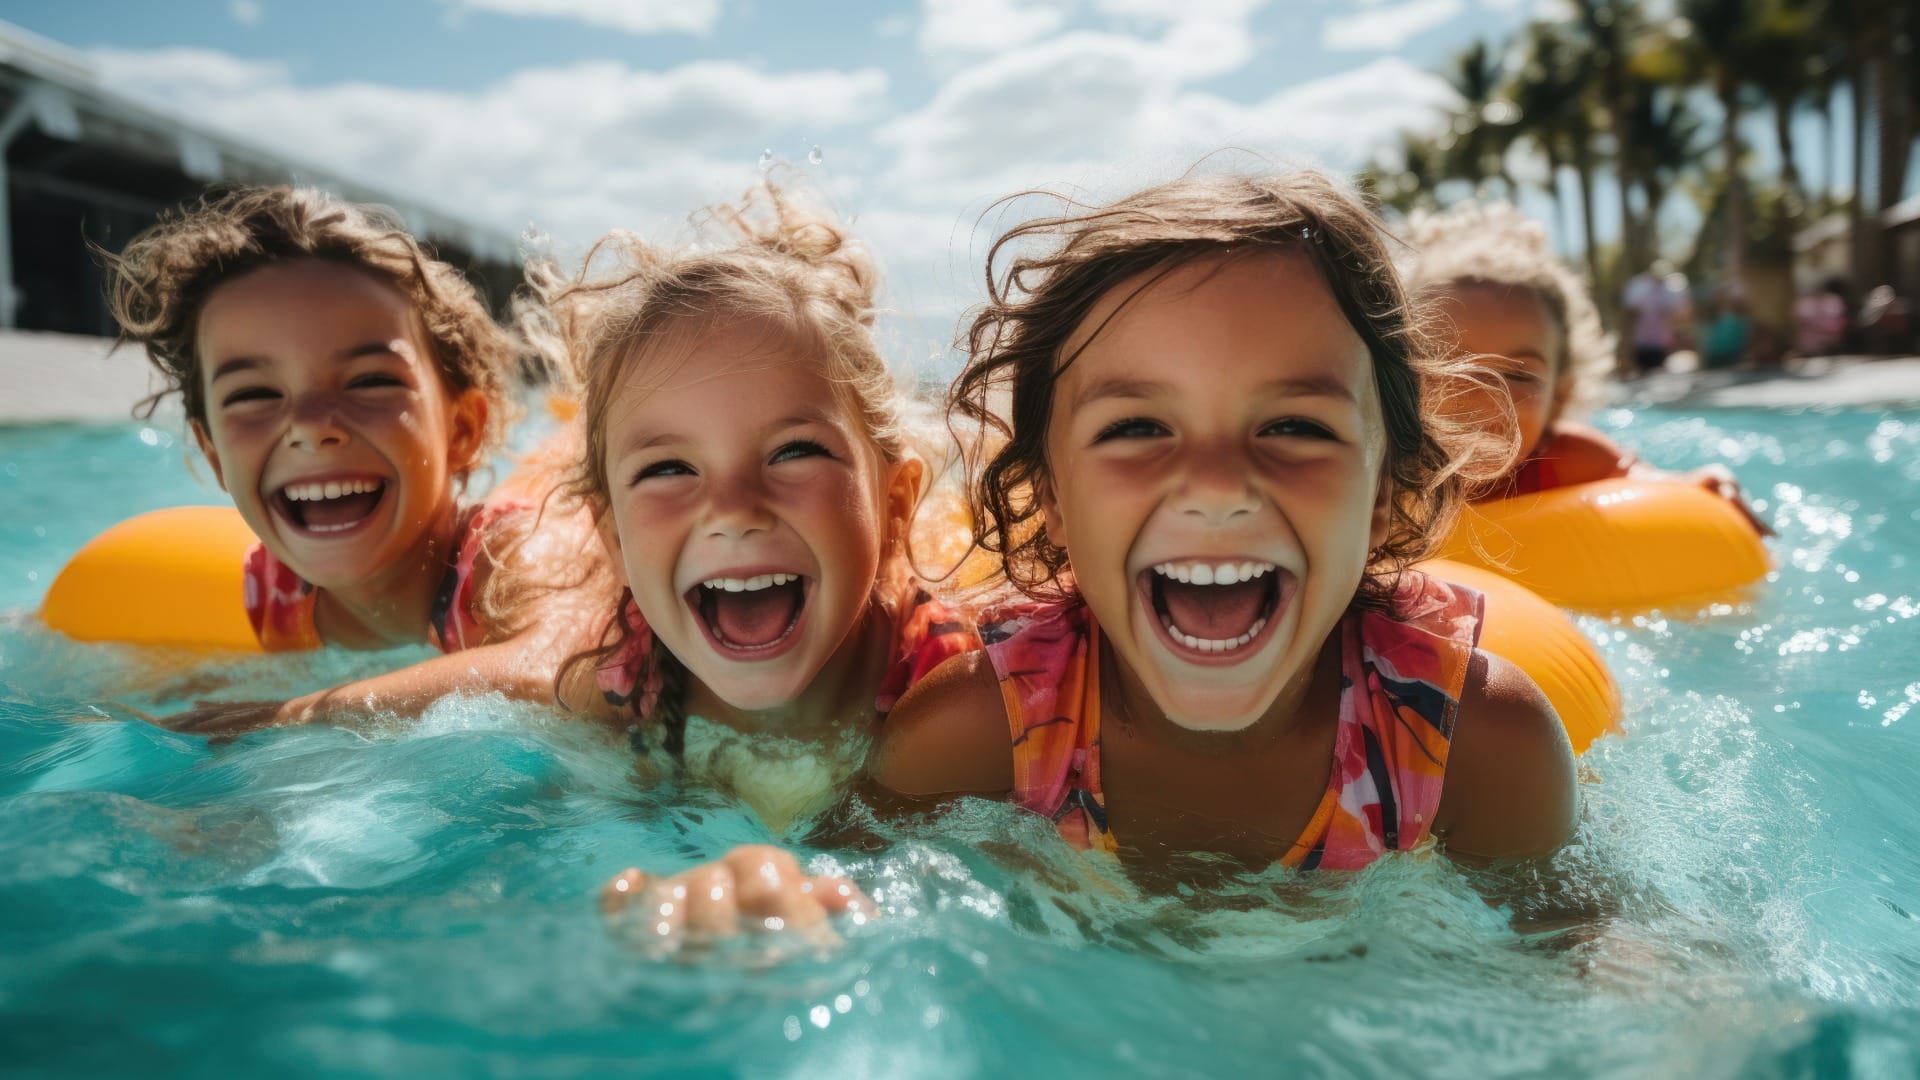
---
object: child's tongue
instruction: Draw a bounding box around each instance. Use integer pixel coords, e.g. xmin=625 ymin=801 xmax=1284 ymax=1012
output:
xmin=704 ymin=582 xmax=802 ymax=647
xmin=1159 ymin=578 xmax=1267 ymax=640
xmin=296 ymin=490 xmax=382 ymax=530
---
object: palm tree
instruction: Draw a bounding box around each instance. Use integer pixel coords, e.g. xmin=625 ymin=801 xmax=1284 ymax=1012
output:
xmin=1364 ymin=132 xmax=1447 ymax=215
xmin=1442 ymin=40 xmax=1520 ymax=197
xmin=1744 ymin=1 xmax=1822 ymax=216
xmin=1510 ymin=22 xmax=1604 ymax=286
xmin=1562 ymin=0 xmax=1650 ymax=304
xmin=1626 ymin=86 xmax=1709 ymax=252
xmin=1671 ymin=0 xmax=1777 ymax=284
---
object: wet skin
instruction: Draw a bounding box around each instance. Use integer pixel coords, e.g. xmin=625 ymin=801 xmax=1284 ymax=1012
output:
xmin=595 ymin=321 xmax=918 ymax=730
xmin=1040 ymin=250 xmax=1392 ymax=733
xmin=1438 ymin=282 xmax=1561 ymax=465
xmin=192 ymin=258 xmax=486 ymax=648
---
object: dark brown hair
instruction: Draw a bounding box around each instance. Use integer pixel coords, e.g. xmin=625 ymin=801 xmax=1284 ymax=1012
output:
xmin=104 ymin=185 xmax=518 ymax=463
xmin=949 ymin=169 xmax=1512 ymax=611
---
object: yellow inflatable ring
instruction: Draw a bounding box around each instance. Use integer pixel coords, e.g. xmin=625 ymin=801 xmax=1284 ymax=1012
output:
xmin=1420 ymin=558 xmax=1621 ymax=754
xmin=41 ymin=505 xmax=260 ymax=651
xmin=40 ymin=431 xmax=581 ymax=652
xmin=1436 ymin=478 xmax=1770 ymax=612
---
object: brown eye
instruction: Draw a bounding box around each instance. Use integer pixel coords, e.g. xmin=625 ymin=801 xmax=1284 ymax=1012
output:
xmin=222 ymin=387 xmax=279 ymax=407
xmin=1258 ymin=418 xmax=1337 ymax=440
xmin=1093 ymin=418 xmax=1167 ymax=442
xmin=771 ymin=439 xmax=832 ymax=464
xmin=632 ymin=459 xmax=694 ymax=486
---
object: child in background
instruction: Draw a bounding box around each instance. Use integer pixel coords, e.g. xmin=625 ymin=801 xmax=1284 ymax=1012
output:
xmin=540 ymin=184 xmax=976 ymax=833
xmin=1702 ymin=285 xmax=1752 ymax=370
xmin=1401 ymin=202 xmax=1769 ymax=533
xmin=106 ymin=186 xmax=609 ymax=730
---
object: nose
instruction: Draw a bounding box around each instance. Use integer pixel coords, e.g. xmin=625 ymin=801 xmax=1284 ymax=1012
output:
xmin=282 ymin=393 xmax=350 ymax=451
xmin=704 ymin=471 xmax=775 ymax=540
xmin=1172 ymin=440 xmax=1259 ymax=527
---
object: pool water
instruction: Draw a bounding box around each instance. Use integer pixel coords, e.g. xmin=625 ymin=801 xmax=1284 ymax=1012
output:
xmin=3 ymin=407 xmax=1919 ymax=1077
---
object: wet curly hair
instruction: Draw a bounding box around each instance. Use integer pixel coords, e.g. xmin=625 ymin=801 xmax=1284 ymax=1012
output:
xmin=949 ymin=168 xmax=1513 ymax=612
xmin=103 ymin=185 xmax=518 ymax=467
xmin=525 ymin=181 xmax=939 ymax=752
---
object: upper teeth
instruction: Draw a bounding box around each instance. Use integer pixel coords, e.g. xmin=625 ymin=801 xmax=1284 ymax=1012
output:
xmin=1151 ymin=560 xmax=1275 ymax=586
xmin=284 ymin=479 xmax=381 ymax=501
xmin=700 ymin=573 xmax=799 ymax=593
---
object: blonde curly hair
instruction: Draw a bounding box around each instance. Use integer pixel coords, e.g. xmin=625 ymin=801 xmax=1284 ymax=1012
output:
xmin=524 ymin=181 xmax=943 ymax=750
xmin=1398 ymin=200 xmax=1615 ymax=419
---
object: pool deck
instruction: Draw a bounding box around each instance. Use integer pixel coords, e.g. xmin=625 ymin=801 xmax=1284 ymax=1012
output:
xmin=0 ymin=329 xmax=175 ymax=425
xmin=4 ymin=329 xmax=1920 ymax=424
xmin=1615 ymin=355 xmax=1920 ymax=410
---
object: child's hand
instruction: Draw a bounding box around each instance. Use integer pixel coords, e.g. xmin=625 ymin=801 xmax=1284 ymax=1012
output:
xmin=599 ymin=844 xmax=870 ymax=954
xmin=159 ymin=697 xmax=312 ymax=734
xmin=1688 ymin=463 xmax=1777 ymax=538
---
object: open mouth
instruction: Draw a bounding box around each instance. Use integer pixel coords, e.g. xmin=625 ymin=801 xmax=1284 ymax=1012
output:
xmin=1138 ymin=559 xmax=1294 ymax=664
xmin=271 ymin=477 xmax=388 ymax=537
xmin=685 ymin=572 xmax=811 ymax=661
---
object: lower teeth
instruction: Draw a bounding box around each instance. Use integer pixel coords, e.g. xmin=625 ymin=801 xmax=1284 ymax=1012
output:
xmin=1163 ymin=617 xmax=1265 ymax=653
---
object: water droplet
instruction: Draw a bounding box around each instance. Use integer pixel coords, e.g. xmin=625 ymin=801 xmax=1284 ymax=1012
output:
xmin=807 ymin=144 xmax=824 ymax=165
xmin=758 ymin=148 xmax=775 ymax=170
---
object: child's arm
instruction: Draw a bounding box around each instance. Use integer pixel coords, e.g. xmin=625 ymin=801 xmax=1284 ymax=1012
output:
xmin=864 ymin=649 xmax=1015 ymax=804
xmin=159 ymin=630 xmax=585 ymax=733
xmin=1555 ymin=421 xmax=1775 ymax=537
xmin=1430 ymin=649 xmax=1578 ymax=862
xmin=1540 ymin=421 xmax=1639 ymax=487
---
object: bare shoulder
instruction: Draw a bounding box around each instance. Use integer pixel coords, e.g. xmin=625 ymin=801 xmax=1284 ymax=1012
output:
xmin=870 ymin=649 xmax=1014 ymax=799
xmin=1433 ymin=648 xmax=1577 ymax=861
xmin=1545 ymin=421 xmax=1635 ymax=482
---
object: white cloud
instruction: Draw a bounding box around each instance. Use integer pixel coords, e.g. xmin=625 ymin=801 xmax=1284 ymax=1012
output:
xmin=229 ymin=0 xmax=263 ymax=26
xmin=1321 ymin=0 xmax=1465 ymax=52
xmin=880 ymin=36 xmax=1453 ymax=205
xmin=90 ymin=48 xmax=886 ymax=246
xmin=446 ymin=0 xmax=722 ymax=36
xmin=917 ymin=0 xmax=1267 ymax=73
xmin=84 ymin=16 xmax=1454 ymax=363
xmin=920 ymin=0 xmax=1070 ymax=53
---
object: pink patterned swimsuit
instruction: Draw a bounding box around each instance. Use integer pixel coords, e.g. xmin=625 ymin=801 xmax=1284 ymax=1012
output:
xmin=982 ymin=570 xmax=1484 ymax=869
xmin=241 ymin=500 xmax=534 ymax=652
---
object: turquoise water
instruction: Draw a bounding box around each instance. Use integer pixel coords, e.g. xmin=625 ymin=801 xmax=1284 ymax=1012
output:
xmin=3 ymin=407 xmax=1920 ymax=1078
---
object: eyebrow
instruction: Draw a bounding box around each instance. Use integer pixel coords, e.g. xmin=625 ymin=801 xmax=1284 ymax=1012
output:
xmin=1072 ymin=376 xmax=1166 ymax=410
xmin=1254 ymin=375 xmax=1358 ymax=403
xmin=207 ymin=341 xmax=402 ymax=384
xmin=613 ymin=410 xmax=842 ymax=459
xmin=1073 ymin=372 xmax=1358 ymax=410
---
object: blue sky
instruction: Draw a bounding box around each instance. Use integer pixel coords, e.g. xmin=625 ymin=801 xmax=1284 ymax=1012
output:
xmin=5 ymin=0 xmax=1716 ymax=353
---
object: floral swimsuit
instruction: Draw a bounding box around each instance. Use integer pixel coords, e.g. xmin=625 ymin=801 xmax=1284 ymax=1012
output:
xmin=982 ymin=571 xmax=1484 ymax=869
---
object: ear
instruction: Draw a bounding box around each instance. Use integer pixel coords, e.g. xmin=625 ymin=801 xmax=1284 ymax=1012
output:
xmin=1368 ymin=469 xmax=1394 ymax=554
xmin=884 ymin=456 xmax=925 ymax=547
xmin=445 ymin=389 xmax=489 ymax=476
xmin=593 ymin=508 xmax=628 ymax=590
xmin=1035 ymin=470 xmax=1066 ymax=542
xmin=191 ymin=418 xmax=229 ymax=493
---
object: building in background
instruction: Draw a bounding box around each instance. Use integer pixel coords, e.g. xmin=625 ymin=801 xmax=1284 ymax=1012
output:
xmin=0 ymin=20 xmax=520 ymax=338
